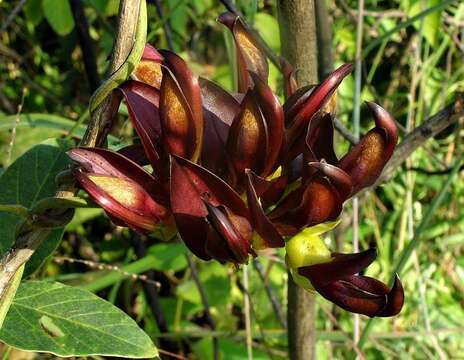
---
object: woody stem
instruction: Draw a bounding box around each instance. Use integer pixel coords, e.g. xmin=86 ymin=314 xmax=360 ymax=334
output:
xmin=277 ymin=1 xmax=319 ymax=359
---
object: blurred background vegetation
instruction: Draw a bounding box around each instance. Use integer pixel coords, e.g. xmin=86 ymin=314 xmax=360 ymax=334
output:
xmin=0 ymin=0 xmax=463 ymax=359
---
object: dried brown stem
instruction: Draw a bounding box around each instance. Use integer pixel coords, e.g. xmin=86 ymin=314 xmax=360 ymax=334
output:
xmin=375 ymin=93 xmax=464 ymax=186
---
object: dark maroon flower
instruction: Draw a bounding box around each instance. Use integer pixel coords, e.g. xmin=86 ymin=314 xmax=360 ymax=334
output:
xmin=285 ymin=225 xmax=403 ymax=317
xmin=298 ymin=249 xmax=404 ymax=317
xmin=68 ymin=147 xmax=169 ymax=234
xmin=218 ymin=12 xmax=268 ymax=92
xmin=69 ymin=12 xmax=405 ymax=316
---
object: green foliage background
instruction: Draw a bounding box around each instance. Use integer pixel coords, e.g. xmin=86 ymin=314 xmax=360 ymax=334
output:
xmin=0 ymin=0 xmax=463 ymax=359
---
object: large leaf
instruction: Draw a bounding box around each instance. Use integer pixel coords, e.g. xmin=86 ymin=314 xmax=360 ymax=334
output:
xmin=0 ymin=265 xmax=24 ymax=328
xmin=148 ymin=243 xmax=188 ymax=272
xmin=0 ymin=138 xmax=71 ymax=276
xmin=254 ymin=13 xmax=280 ymax=51
xmin=23 ymin=0 xmax=44 ymax=26
xmin=0 ymin=113 xmax=120 ymax=146
xmin=0 ymin=281 xmax=158 ymax=358
xmin=409 ymin=0 xmax=442 ymax=46
xmin=42 ymin=0 xmax=75 ymax=36
xmin=0 ymin=113 xmax=78 ymax=132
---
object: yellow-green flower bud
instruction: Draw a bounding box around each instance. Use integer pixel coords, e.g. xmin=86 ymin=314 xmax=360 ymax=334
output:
xmin=285 ymin=220 xmax=339 ymax=291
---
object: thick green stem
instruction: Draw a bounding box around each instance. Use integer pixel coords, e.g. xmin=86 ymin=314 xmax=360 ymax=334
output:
xmin=277 ymin=1 xmax=319 ymax=359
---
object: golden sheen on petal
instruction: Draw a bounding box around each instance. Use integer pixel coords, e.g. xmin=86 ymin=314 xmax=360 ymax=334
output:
xmin=134 ymin=61 xmax=163 ymax=88
xmin=228 ymin=211 xmax=252 ymax=243
xmin=234 ymin=107 xmax=261 ymax=169
xmin=88 ymin=176 xmax=141 ymax=207
xmin=322 ymin=92 xmax=337 ymax=114
xmin=162 ymin=78 xmax=191 ymax=155
xmin=303 ymin=181 xmax=337 ymax=224
xmin=236 ymin=29 xmax=266 ymax=76
xmin=356 ymin=132 xmax=384 ymax=173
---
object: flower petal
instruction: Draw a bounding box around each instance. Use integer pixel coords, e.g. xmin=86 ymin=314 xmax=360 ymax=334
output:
xmin=297 ymin=248 xmax=377 ymax=286
xmin=200 ymin=77 xmax=240 ymax=128
xmin=159 ymin=50 xmax=203 ymax=162
xmin=226 ymin=90 xmax=268 ymax=177
xmin=119 ymin=80 xmax=164 ymax=173
xmin=286 ymin=64 xmax=353 ymax=147
xmin=218 ymin=12 xmax=268 ymax=92
xmin=251 ymin=73 xmax=285 ymax=176
xmin=199 ymin=77 xmax=240 ymax=178
xmin=314 ymin=274 xmax=404 ymax=317
xmin=74 ymin=170 xmax=166 ymax=233
xmin=307 ymin=161 xmax=353 ymax=201
xmin=298 ymin=177 xmax=343 ymax=227
xmin=132 ymin=44 xmax=164 ymax=88
xmin=170 ymin=155 xmax=249 ymax=260
xmin=315 ymin=277 xmax=387 ymax=317
xmin=268 ymin=175 xmax=341 ymax=236
xmin=68 ymin=147 xmax=167 ymax=205
xmin=306 ymin=112 xmax=338 ymax=165
xmin=159 ymin=67 xmax=197 ymax=160
xmin=117 ymin=144 xmax=149 ymax=166
xmin=245 ymin=170 xmax=285 ymax=248
xmin=203 ymin=201 xmax=251 ymax=263
xmin=205 ymin=224 xmax=237 ymax=263
xmin=285 ymin=111 xmax=337 ymax=165
xmin=376 ymin=275 xmax=404 ymax=317
xmin=279 ymin=57 xmax=297 ymax=98
xmin=337 ymin=102 xmax=398 ymax=194
xmin=284 ymin=85 xmax=315 ymax=124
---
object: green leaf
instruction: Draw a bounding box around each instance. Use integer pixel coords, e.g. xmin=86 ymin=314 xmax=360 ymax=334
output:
xmin=409 ymin=0 xmax=442 ymax=46
xmin=254 ymin=13 xmax=280 ymax=51
xmin=0 ymin=281 xmax=158 ymax=358
xmin=0 ymin=128 xmax=63 ymax=164
xmin=42 ymin=0 xmax=75 ymax=36
xmin=166 ymin=0 xmax=188 ymax=36
xmin=177 ymin=262 xmax=231 ymax=306
xmin=0 ymin=138 xmax=72 ymax=276
xmin=362 ymin=0 xmax=455 ymax=57
xmin=104 ymin=0 xmax=120 ymax=16
xmin=66 ymin=207 xmax=103 ymax=232
xmin=0 ymin=113 xmax=79 ymax=133
xmin=193 ymin=338 xmax=268 ymax=360
xmin=24 ymin=0 xmax=44 ymax=26
xmin=148 ymin=243 xmax=188 ymax=272
xmin=0 ymin=265 xmax=24 ymax=329
xmin=0 ymin=113 xmax=121 ymax=147
xmin=83 ymin=0 xmax=107 ymax=13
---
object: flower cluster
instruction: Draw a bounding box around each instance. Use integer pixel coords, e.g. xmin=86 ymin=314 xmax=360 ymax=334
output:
xmin=69 ymin=12 xmax=404 ymax=317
